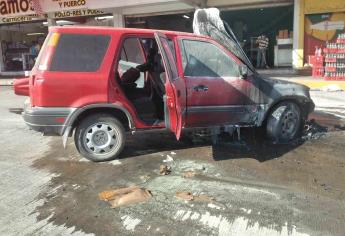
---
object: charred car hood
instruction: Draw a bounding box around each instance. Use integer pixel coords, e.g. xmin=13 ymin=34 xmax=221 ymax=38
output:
xmin=258 ymin=75 xmax=309 ymax=91
xmin=259 ymin=75 xmax=310 ymax=94
xmin=255 ymin=74 xmax=314 ymax=110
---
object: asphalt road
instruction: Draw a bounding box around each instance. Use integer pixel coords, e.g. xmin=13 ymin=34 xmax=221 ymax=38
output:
xmin=0 ymin=86 xmax=345 ymax=236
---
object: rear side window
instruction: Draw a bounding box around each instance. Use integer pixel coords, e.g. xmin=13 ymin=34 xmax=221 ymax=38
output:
xmin=50 ymin=34 xmax=110 ymax=72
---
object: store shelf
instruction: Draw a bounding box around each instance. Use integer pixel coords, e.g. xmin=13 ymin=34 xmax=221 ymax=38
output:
xmin=325 ymin=58 xmax=336 ymax=63
xmin=324 ymin=67 xmax=336 ymax=72
xmin=336 ymin=39 xmax=345 ymax=44
xmin=324 ymin=48 xmax=345 ymax=53
xmin=325 ymin=77 xmax=345 ymax=81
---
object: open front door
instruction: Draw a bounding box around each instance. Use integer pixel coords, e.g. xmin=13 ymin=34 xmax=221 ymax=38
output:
xmin=154 ymin=32 xmax=186 ymax=140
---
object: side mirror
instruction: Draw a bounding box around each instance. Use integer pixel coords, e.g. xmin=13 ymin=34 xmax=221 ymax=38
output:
xmin=240 ymin=65 xmax=248 ymax=79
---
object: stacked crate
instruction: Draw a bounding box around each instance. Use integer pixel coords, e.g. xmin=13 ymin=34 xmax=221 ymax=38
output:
xmin=310 ymin=55 xmax=324 ymax=77
xmin=324 ymin=33 xmax=345 ymax=80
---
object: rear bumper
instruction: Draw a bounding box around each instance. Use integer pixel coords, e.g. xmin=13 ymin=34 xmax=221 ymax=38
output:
xmin=23 ymin=99 xmax=76 ymax=136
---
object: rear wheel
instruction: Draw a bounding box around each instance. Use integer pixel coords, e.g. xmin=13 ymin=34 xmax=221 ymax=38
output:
xmin=74 ymin=114 xmax=125 ymax=162
xmin=266 ymin=102 xmax=302 ymax=143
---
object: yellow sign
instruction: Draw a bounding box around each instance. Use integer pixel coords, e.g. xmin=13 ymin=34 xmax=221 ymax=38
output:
xmin=51 ymin=0 xmax=87 ymax=10
xmin=53 ymin=9 xmax=104 ymax=18
xmin=0 ymin=0 xmax=34 ymax=16
xmin=305 ymin=12 xmax=345 ymax=41
xmin=0 ymin=14 xmax=45 ymax=24
xmin=0 ymin=8 xmax=104 ymax=24
xmin=305 ymin=0 xmax=345 ymax=14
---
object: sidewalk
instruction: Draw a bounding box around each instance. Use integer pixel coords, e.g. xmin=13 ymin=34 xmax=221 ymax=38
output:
xmin=0 ymin=78 xmax=14 ymax=86
xmin=257 ymin=68 xmax=345 ymax=90
xmin=268 ymin=75 xmax=345 ymax=91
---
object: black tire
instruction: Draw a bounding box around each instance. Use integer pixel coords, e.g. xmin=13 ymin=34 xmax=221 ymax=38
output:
xmin=74 ymin=114 xmax=126 ymax=162
xmin=266 ymin=102 xmax=303 ymax=143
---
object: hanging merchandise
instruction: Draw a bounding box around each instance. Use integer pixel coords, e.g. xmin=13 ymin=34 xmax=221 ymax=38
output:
xmin=324 ymin=33 xmax=345 ymax=80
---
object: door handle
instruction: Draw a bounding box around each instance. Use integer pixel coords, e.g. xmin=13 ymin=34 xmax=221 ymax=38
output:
xmin=193 ymin=85 xmax=208 ymax=92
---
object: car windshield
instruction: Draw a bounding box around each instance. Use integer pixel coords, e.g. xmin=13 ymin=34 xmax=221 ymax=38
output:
xmin=193 ymin=8 xmax=255 ymax=72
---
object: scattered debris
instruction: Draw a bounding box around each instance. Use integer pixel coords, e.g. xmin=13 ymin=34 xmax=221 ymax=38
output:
xmin=108 ymin=160 xmax=122 ymax=166
xmin=99 ymin=186 xmax=152 ymax=208
xmin=159 ymin=164 xmax=171 ymax=175
xmin=207 ymin=203 xmax=222 ymax=210
xmin=194 ymin=195 xmax=215 ymax=202
xmin=320 ymin=183 xmax=332 ymax=191
xmin=175 ymin=191 xmax=215 ymax=202
xmin=140 ymin=175 xmax=151 ymax=182
xmin=182 ymin=171 xmax=196 ymax=178
xmin=302 ymin=119 xmax=327 ymax=141
xmin=176 ymin=191 xmax=194 ymax=201
xmin=334 ymin=125 xmax=345 ymax=131
xmin=163 ymin=155 xmax=174 ymax=163
xmin=121 ymin=215 xmax=142 ymax=231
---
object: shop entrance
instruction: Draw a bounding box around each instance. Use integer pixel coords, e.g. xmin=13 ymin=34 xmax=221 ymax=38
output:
xmin=0 ymin=21 xmax=47 ymax=75
xmin=125 ymin=6 xmax=294 ymax=69
xmin=0 ymin=12 xmax=113 ymax=77
xmin=221 ymin=5 xmax=294 ymax=68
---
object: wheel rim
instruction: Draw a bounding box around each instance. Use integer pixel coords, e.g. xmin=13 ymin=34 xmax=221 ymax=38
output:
xmin=83 ymin=122 xmax=120 ymax=156
xmin=280 ymin=104 xmax=299 ymax=139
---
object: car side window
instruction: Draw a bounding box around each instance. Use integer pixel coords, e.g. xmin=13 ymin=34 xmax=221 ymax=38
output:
xmin=50 ymin=34 xmax=110 ymax=72
xmin=122 ymin=38 xmax=145 ymax=64
xmin=159 ymin=37 xmax=178 ymax=80
xmin=180 ymin=39 xmax=240 ymax=77
xmin=118 ymin=38 xmax=145 ymax=88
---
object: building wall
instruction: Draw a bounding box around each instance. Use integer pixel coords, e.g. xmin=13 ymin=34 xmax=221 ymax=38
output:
xmin=293 ymin=0 xmax=345 ymax=69
xmin=304 ymin=0 xmax=345 ymax=14
xmin=209 ymin=0 xmax=293 ymax=7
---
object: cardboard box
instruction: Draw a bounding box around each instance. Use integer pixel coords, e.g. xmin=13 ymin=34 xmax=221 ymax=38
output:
xmin=283 ymin=30 xmax=289 ymax=39
xmin=278 ymin=30 xmax=284 ymax=39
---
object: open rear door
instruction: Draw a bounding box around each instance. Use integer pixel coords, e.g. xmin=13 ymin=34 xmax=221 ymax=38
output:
xmin=154 ymin=32 xmax=186 ymax=140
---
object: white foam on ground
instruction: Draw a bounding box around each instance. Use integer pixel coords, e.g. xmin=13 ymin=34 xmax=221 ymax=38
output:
xmin=108 ymin=160 xmax=122 ymax=166
xmin=121 ymin=215 xmax=141 ymax=231
xmin=208 ymin=203 xmax=222 ymax=210
xmin=163 ymin=155 xmax=174 ymax=163
xmin=174 ymin=210 xmax=309 ymax=236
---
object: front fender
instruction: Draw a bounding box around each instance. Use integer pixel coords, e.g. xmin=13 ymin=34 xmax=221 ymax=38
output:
xmin=258 ymin=95 xmax=314 ymax=126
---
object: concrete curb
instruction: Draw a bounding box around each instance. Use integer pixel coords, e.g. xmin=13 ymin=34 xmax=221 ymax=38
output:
xmin=0 ymin=79 xmax=14 ymax=86
xmin=289 ymin=79 xmax=345 ymax=91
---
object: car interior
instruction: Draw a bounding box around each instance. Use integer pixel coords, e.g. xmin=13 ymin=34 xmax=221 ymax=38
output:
xmin=116 ymin=37 xmax=166 ymax=126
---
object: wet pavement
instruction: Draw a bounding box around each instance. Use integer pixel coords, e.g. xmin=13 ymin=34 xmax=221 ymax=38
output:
xmin=1 ymin=87 xmax=345 ymax=236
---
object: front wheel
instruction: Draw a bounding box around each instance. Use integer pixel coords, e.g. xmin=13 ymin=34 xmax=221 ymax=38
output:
xmin=266 ymin=102 xmax=303 ymax=143
xmin=74 ymin=114 xmax=126 ymax=162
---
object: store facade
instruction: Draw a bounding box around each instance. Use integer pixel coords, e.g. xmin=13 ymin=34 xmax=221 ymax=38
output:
xmin=0 ymin=0 xmax=319 ymax=75
xmin=0 ymin=0 xmax=116 ymax=75
xmin=304 ymin=0 xmax=345 ymax=65
xmin=0 ymin=0 xmax=195 ymax=76
xmin=124 ymin=0 xmax=295 ymax=68
xmin=0 ymin=15 xmax=46 ymax=74
xmin=293 ymin=0 xmax=345 ymax=68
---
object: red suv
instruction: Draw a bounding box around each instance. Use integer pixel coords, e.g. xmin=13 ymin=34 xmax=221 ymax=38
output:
xmin=22 ymin=26 xmax=314 ymax=161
